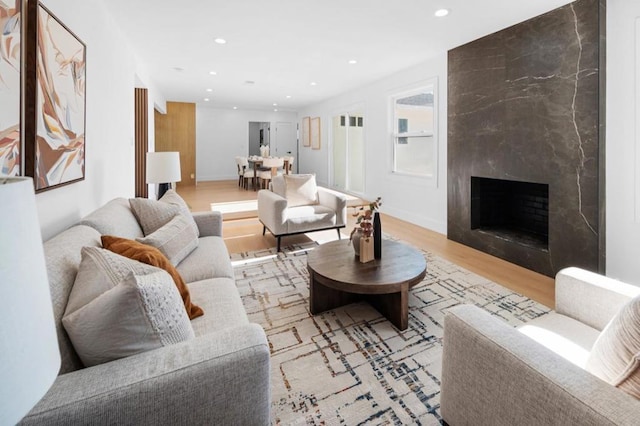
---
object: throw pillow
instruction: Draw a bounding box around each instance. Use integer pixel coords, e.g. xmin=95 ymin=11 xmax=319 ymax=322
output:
xmin=284 ymin=174 xmax=319 ymax=207
xmin=129 ymin=197 xmax=181 ymax=235
xmin=129 ymin=190 xmax=199 ymax=237
xmin=159 ymin=190 xmax=200 ymax=237
xmin=586 ymin=294 xmax=640 ymax=399
xmin=63 ymin=269 xmax=195 ymax=367
xmin=137 ymin=214 xmax=198 ymax=266
xmin=102 ymin=236 xmax=204 ymax=319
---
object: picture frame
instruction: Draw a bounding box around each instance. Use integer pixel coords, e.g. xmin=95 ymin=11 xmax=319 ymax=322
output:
xmin=25 ymin=2 xmax=86 ymax=192
xmin=302 ymin=116 xmax=310 ymax=147
xmin=0 ymin=0 xmax=23 ymax=177
xmin=310 ymin=117 xmax=321 ymax=150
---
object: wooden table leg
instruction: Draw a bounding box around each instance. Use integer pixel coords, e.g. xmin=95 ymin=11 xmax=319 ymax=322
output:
xmin=309 ymin=269 xmax=359 ymax=314
xmin=368 ymin=288 xmax=409 ymax=331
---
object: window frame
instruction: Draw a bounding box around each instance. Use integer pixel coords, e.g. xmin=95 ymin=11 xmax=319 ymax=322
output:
xmin=389 ymin=80 xmax=438 ymax=182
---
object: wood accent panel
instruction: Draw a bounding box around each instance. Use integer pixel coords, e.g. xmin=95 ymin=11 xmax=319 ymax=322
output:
xmin=154 ymin=102 xmax=196 ymax=186
xmin=134 ymin=88 xmax=148 ymax=198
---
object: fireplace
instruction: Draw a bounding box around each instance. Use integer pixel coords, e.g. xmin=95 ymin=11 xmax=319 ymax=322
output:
xmin=471 ymin=177 xmax=548 ymax=251
xmin=447 ymin=0 xmax=604 ymax=277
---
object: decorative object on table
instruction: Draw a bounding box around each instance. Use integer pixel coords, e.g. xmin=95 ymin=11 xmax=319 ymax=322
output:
xmin=146 ymin=151 xmax=181 ymax=199
xmin=0 ymin=177 xmax=60 ymax=424
xmin=374 ymin=211 xmax=382 ymax=259
xmin=310 ymin=117 xmax=321 ymax=150
xmin=0 ymin=0 xmax=22 ymax=177
xmin=259 ymin=144 xmax=270 ymax=157
xmin=25 ymin=3 xmax=86 ymax=192
xmin=302 ymin=117 xmax=311 ymax=147
xmin=359 ymin=236 xmax=374 ymax=263
xmin=349 ymin=197 xmax=382 ymax=261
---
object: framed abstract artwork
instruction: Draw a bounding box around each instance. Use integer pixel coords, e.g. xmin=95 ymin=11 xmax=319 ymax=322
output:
xmin=0 ymin=0 xmax=22 ymax=176
xmin=310 ymin=117 xmax=321 ymax=150
xmin=302 ymin=116 xmax=310 ymax=147
xmin=25 ymin=3 xmax=86 ymax=192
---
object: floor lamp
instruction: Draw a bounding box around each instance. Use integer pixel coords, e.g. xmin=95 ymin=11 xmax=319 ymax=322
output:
xmin=146 ymin=151 xmax=182 ymax=199
xmin=0 ymin=177 xmax=60 ymax=424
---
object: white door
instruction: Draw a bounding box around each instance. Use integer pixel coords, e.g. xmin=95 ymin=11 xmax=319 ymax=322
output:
xmin=274 ymin=122 xmax=297 ymax=172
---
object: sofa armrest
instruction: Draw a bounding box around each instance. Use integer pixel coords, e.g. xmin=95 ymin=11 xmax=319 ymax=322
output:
xmin=258 ymin=189 xmax=288 ymax=235
xmin=317 ymin=188 xmax=347 ymax=227
xmin=555 ymin=267 xmax=640 ymax=331
xmin=22 ymin=324 xmax=270 ymax=426
xmin=441 ymin=305 xmax=639 ymax=426
xmin=192 ymin=211 xmax=223 ymax=237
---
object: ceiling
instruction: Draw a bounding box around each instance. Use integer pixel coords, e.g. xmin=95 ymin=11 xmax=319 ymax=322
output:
xmin=104 ymin=0 xmax=573 ymax=112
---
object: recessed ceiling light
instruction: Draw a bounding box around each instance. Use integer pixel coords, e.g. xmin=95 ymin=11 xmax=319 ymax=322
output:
xmin=209 ymin=71 xmax=217 ymax=75
xmin=233 ymin=106 xmax=238 ymax=110
xmin=214 ymin=38 xmax=227 ymax=44
xmin=204 ymin=98 xmax=210 ymax=102
xmin=286 ymin=95 xmax=292 ymax=99
xmin=274 ymin=109 xmax=278 ymax=112
xmin=206 ymin=88 xmax=213 ymax=92
xmin=273 ymin=103 xmax=278 ymax=106
xmin=434 ymin=8 xmax=449 ymax=17
xmin=310 ymin=82 xmax=317 ymax=86
xmin=348 ymin=59 xmax=357 ymax=64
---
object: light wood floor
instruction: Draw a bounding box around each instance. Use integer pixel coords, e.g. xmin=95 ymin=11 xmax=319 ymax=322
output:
xmin=177 ymin=180 xmax=555 ymax=308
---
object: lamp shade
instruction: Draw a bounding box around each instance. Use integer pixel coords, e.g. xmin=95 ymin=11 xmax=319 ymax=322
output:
xmin=146 ymin=151 xmax=182 ymax=184
xmin=0 ymin=177 xmax=60 ymax=424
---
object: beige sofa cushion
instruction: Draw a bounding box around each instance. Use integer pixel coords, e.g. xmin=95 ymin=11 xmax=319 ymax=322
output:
xmin=189 ymin=278 xmax=249 ymax=336
xmin=177 ymin=236 xmax=234 ymax=283
xmin=137 ymin=214 xmax=198 ymax=266
xmin=586 ymin=294 xmax=640 ymax=399
xmin=518 ymin=312 xmax=600 ymax=368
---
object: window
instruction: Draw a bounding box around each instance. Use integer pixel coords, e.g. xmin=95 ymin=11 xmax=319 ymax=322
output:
xmin=391 ymin=82 xmax=437 ymax=178
xmin=331 ymin=111 xmax=365 ymax=194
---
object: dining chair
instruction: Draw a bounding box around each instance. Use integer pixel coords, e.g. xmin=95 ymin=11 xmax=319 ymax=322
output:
xmin=235 ymin=156 xmax=244 ymax=187
xmin=257 ymin=157 xmax=284 ymax=189
xmin=237 ymin=157 xmax=256 ymax=190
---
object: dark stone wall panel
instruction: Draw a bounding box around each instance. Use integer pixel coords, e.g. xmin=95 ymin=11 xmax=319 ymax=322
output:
xmin=448 ymin=0 xmax=605 ymax=277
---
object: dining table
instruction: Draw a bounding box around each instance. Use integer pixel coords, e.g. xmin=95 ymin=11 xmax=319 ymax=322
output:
xmin=247 ymin=156 xmax=290 ymax=190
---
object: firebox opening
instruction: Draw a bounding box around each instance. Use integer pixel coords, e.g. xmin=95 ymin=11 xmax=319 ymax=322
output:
xmin=471 ymin=177 xmax=549 ymax=252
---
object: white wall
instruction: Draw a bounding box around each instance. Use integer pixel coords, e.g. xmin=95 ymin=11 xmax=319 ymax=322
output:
xmin=606 ymin=0 xmax=640 ymax=285
xmin=297 ymin=56 xmax=448 ymax=234
xmin=196 ymin=107 xmax=297 ymax=181
xmin=37 ymin=0 xmax=163 ymax=240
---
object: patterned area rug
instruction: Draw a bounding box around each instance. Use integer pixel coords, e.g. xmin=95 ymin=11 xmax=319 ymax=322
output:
xmin=231 ymin=241 xmax=550 ymax=425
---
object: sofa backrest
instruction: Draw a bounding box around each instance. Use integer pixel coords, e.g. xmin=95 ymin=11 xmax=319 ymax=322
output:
xmin=44 ymin=225 xmax=102 ymax=374
xmin=79 ymin=198 xmax=144 ymax=239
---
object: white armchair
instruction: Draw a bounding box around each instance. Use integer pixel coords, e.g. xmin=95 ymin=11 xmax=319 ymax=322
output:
xmin=257 ymin=175 xmax=347 ymax=251
xmin=441 ymin=267 xmax=640 ymax=425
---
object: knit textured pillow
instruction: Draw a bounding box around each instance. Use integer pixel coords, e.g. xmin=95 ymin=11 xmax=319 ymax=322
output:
xmin=63 ymin=268 xmax=194 ymax=367
xmin=586 ymin=294 xmax=640 ymax=399
xmin=102 ymin=236 xmax=203 ymax=319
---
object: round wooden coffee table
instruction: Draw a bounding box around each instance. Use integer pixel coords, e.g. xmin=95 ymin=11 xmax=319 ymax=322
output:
xmin=307 ymin=239 xmax=427 ymax=330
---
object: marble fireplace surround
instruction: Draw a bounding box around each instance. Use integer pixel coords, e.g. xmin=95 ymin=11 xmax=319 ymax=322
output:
xmin=447 ymin=0 xmax=605 ymax=277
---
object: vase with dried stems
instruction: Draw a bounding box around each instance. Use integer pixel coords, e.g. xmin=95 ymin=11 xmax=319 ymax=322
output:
xmin=349 ymin=197 xmax=382 ymax=261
